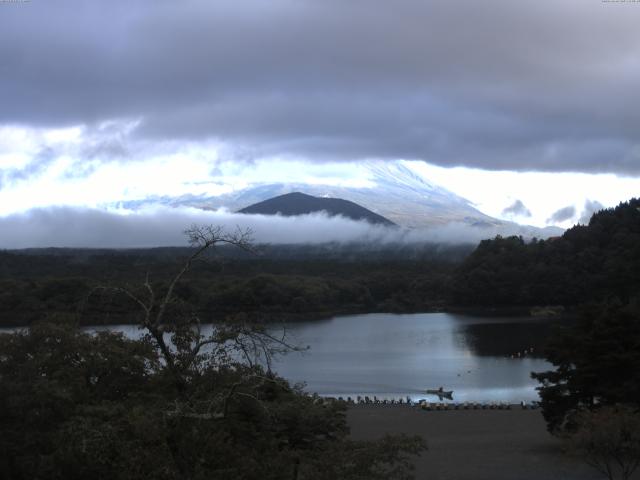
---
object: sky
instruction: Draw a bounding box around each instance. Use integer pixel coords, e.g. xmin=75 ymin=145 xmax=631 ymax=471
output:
xmin=1 ymin=0 xmax=640 ymax=246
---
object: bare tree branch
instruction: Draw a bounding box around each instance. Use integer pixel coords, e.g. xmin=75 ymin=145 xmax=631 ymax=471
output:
xmin=84 ymin=224 xmax=303 ymax=413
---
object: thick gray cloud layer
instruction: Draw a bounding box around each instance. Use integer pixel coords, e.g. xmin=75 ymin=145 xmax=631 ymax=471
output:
xmin=502 ymin=200 xmax=532 ymax=218
xmin=2 ymin=0 xmax=640 ymax=173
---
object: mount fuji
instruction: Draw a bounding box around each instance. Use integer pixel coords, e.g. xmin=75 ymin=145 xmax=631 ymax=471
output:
xmin=121 ymin=161 xmax=562 ymax=239
xmin=212 ymin=162 xmax=493 ymax=228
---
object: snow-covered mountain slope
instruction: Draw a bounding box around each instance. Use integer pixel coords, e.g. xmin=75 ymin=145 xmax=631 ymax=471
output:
xmin=119 ymin=161 xmax=563 ymax=239
xmin=208 ymin=161 xmax=496 ymax=228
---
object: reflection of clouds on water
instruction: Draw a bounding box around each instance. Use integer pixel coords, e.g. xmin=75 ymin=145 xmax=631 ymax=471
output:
xmin=269 ymin=313 xmax=552 ymax=402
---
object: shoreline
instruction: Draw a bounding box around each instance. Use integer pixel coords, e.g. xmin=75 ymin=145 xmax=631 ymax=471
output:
xmin=0 ymin=304 xmax=574 ymax=329
xmin=332 ymin=399 xmax=539 ymax=409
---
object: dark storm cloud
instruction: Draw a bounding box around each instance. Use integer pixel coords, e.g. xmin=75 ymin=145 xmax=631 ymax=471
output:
xmin=2 ymin=0 xmax=640 ymax=173
xmin=579 ymin=199 xmax=605 ymax=224
xmin=547 ymin=205 xmax=576 ymax=224
xmin=502 ymin=200 xmax=532 ymax=218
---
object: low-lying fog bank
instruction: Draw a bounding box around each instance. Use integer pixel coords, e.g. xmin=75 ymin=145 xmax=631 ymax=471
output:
xmin=0 ymin=205 xmax=559 ymax=249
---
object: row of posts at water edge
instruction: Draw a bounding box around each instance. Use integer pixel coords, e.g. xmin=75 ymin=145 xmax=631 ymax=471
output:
xmin=313 ymin=394 xmax=541 ymax=410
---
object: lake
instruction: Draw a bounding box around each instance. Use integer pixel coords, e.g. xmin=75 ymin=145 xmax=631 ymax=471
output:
xmin=270 ymin=313 xmax=554 ymax=403
xmin=90 ymin=312 xmax=557 ymax=403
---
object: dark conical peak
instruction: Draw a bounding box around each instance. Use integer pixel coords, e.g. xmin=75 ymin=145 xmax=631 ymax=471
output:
xmin=238 ymin=192 xmax=396 ymax=226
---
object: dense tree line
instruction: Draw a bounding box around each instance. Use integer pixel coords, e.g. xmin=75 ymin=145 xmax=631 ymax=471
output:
xmin=451 ymin=198 xmax=640 ymax=307
xmin=444 ymin=199 xmax=640 ymax=440
xmin=0 ymin=244 xmax=462 ymax=327
xmin=532 ymin=299 xmax=640 ymax=433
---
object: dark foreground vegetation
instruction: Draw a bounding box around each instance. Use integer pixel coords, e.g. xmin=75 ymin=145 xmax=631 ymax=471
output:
xmin=532 ymin=300 xmax=640 ymax=432
xmin=2 ymin=199 xmax=640 ymax=478
xmin=1 ymin=321 xmax=429 ymax=480
xmin=0 ymin=321 xmax=425 ymax=480
xmin=0 ymin=227 xmax=425 ymax=479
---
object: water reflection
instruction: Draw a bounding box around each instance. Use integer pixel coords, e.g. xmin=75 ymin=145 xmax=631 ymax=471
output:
xmin=270 ymin=313 xmax=555 ymax=402
xmin=455 ymin=316 xmax=554 ymax=358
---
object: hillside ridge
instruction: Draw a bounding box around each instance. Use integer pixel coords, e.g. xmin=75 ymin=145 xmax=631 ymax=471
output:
xmin=238 ymin=192 xmax=397 ymax=226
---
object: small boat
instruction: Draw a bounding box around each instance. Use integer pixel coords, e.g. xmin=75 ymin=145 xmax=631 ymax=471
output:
xmin=426 ymin=388 xmax=453 ymax=399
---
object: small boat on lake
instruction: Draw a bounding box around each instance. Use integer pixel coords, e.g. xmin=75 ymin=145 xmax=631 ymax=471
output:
xmin=426 ymin=388 xmax=453 ymax=399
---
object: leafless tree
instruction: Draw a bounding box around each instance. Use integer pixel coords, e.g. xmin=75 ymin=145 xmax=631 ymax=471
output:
xmin=88 ymin=225 xmax=303 ymax=393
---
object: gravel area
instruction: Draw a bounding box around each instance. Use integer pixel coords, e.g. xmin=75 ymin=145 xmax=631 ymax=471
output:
xmin=347 ymin=405 xmax=616 ymax=480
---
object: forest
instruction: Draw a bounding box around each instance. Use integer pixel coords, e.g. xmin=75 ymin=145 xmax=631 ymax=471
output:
xmin=0 ymin=242 xmax=471 ymax=327
xmin=2 ymin=200 xmax=640 ymax=328
xmin=1 ymin=200 xmax=640 ymax=478
xmin=451 ymin=198 xmax=640 ymax=308
xmin=449 ymin=199 xmax=640 ymax=441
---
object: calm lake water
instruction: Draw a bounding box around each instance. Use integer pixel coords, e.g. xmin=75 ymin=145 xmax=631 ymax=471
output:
xmin=270 ymin=313 xmax=554 ymax=403
xmin=87 ymin=312 xmax=556 ymax=403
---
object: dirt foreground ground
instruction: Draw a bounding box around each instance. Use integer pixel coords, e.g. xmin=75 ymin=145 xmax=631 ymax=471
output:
xmin=347 ymin=405 xmax=613 ymax=480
